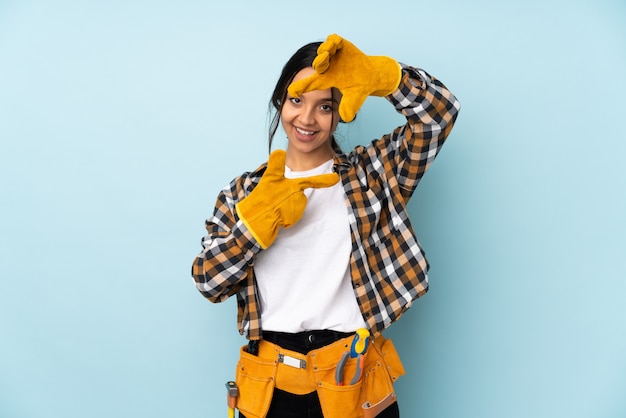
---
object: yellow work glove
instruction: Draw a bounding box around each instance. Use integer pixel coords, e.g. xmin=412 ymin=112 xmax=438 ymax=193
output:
xmin=288 ymin=34 xmax=402 ymax=123
xmin=235 ymin=150 xmax=340 ymax=249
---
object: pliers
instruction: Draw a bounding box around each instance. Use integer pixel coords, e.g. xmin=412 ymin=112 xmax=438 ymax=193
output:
xmin=335 ymin=328 xmax=370 ymax=386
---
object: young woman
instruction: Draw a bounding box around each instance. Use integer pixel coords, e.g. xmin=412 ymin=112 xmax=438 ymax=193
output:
xmin=192 ymin=34 xmax=460 ymax=418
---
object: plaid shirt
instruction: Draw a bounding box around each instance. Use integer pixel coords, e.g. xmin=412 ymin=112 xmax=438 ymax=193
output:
xmin=192 ymin=66 xmax=460 ymax=340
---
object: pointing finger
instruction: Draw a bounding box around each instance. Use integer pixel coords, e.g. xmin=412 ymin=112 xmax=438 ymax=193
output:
xmin=292 ymin=172 xmax=339 ymax=190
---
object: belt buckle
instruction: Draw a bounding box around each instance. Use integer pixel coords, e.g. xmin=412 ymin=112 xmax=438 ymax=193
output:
xmin=278 ymin=354 xmax=306 ymax=369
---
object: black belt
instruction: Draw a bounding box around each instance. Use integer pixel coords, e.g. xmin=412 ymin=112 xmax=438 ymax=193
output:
xmin=260 ymin=329 xmax=355 ymax=354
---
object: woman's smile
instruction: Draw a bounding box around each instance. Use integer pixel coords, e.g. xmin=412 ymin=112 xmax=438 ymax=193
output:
xmin=294 ymin=126 xmax=318 ymax=140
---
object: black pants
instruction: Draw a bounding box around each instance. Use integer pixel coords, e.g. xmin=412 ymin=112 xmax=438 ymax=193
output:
xmin=239 ymin=330 xmax=400 ymax=418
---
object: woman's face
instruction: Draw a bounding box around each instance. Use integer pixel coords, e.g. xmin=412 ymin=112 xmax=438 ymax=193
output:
xmin=281 ymin=67 xmax=341 ymax=171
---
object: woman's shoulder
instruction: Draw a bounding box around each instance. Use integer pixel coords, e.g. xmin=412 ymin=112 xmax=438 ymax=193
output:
xmin=221 ymin=159 xmax=268 ymax=196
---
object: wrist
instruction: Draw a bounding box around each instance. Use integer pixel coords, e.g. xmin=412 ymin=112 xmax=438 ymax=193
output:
xmin=371 ymin=56 xmax=402 ymax=97
xmin=233 ymin=214 xmax=267 ymax=254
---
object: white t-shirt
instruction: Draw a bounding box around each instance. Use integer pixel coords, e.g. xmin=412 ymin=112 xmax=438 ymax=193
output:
xmin=254 ymin=158 xmax=367 ymax=333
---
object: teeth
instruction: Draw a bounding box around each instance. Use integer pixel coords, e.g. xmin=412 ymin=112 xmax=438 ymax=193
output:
xmin=296 ymin=127 xmax=315 ymax=136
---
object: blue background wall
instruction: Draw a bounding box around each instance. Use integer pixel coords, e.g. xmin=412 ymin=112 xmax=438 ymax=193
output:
xmin=1 ymin=1 xmax=625 ymax=417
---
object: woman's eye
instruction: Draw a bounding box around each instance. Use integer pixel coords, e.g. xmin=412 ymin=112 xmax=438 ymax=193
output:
xmin=321 ymin=104 xmax=333 ymax=112
xmin=289 ymin=97 xmax=301 ymax=104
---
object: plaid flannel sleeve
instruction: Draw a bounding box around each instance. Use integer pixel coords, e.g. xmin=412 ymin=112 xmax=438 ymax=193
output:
xmin=384 ymin=65 xmax=461 ymax=198
xmin=191 ymin=173 xmax=263 ymax=304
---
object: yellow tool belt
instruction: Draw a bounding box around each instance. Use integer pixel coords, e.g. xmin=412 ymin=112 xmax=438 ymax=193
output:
xmin=234 ymin=334 xmax=405 ymax=418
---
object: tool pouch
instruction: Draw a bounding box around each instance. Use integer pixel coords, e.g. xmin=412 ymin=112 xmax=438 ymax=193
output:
xmin=315 ymin=335 xmax=405 ymax=418
xmin=314 ymin=351 xmax=363 ymax=417
xmin=362 ymin=336 xmax=405 ymax=405
xmin=233 ymin=334 xmax=405 ymax=418
xmin=234 ymin=345 xmax=276 ymax=418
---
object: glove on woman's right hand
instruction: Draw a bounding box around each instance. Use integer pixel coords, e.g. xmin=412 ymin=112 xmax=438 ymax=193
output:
xmin=235 ymin=150 xmax=339 ymax=249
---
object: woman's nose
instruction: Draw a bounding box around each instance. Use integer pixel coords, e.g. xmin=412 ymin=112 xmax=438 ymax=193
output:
xmin=298 ymin=105 xmax=316 ymax=125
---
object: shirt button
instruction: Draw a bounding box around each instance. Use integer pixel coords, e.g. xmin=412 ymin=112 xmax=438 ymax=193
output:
xmin=308 ymin=334 xmax=316 ymax=343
